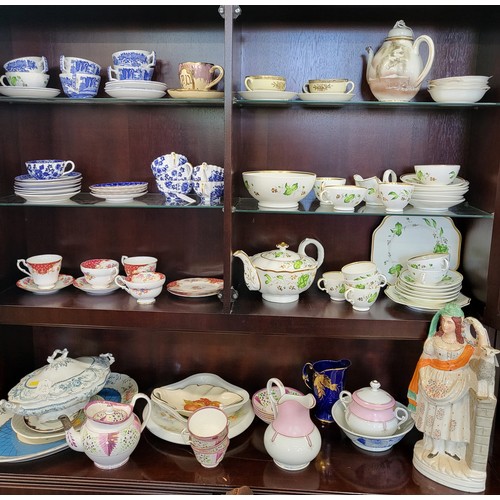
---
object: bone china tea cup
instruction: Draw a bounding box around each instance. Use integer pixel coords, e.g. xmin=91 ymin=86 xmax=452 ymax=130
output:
xmin=80 ymin=259 xmax=119 ymax=289
xmin=319 ymin=185 xmax=366 ymax=211
xmin=407 ymin=252 xmax=450 ymax=273
xmin=4 ymin=56 xmax=48 ymax=73
xmin=178 ymin=62 xmax=224 ymax=91
xmin=112 ymin=49 xmax=156 ymax=68
xmin=121 ymin=255 xmax=158 ymax=276
xmin=0 ymin=72 xmax=49 ymax=88
xmin=60 ymin=56 xmax=101 ymax=75
xmin=181 ymin=406 xmax=229 ymax=449
xmin=192 ymin=163 xmax=224 ymax=182
xmin=344 ymin=285 xmax=381 ymax=311
xmin=341 ymin=261 xmax=378 ymax=281
xmin=244 ymin=75 xmax=286 ymax=91
xmin=114 ymin=272 xmax=166 ymax=305
xmin=344 ymin=272 xmax=387 ymax=289
xmin=378 ymin=182 xmax=414 ymax=212
xmin=151 ymin=152 xmax=193 ymax=180
xmin=107 ymin=65 xmax=154 ymax=81
xmin=59 ymin=72 xmax=101 ymax=98
xmin=303 ymin=78 xmax=355 ymax=94
xmin=25 ymin=159 xmax=75 ymax=180
xmin=17 ymin=254 xmax=62 ymax=289
xmin=317 ymin=271 xmax=346 ymax=301
xmin=313 ymin=177 xmax=346 ymax=202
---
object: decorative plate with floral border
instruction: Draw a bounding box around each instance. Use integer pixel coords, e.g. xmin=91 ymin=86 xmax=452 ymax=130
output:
xmin=371 ymin=216 xmax=461 ymax=285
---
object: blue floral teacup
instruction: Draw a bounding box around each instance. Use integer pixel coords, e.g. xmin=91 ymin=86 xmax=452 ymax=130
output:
xmin=4 ymin=56 xmax=48 ymax=73
xmin=112 ymin=50 xmax=156 ymax=68
xmin=60 ymin=73 xmax=101 ymax=98
xmin=151 ymin=152 xmax=193 ymax=180
xmin=193 ymin=180 xmax=224 ymax=205
xmin=26 ymin=159 xmax=75 ymax=180
xmin=107 ymin=65 xmax=154 ymax=81
xmin=192 ymin=163 xmax=224 ymax=182
xmin=60 ymin=56 xmax=101 ymax=75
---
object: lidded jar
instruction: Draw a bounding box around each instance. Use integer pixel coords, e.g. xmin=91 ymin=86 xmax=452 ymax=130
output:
xmin=339 ymin=380 xmax=409 ymax=437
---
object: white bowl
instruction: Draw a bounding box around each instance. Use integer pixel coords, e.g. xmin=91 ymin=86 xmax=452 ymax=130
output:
xmin=332 ymin=400 xmax=414 ymax=452
xmin=414 ymin=164 xmax=460 ymax=185
xmin=242 ymin=170 xmax=316 ymax=210
xmin=428 ymin=86 xmax=489 ymax=103
xmin=429 ymin=75 xmax=491 ymax=86
xmin=152 ymin=373 xmax=249 ymax=418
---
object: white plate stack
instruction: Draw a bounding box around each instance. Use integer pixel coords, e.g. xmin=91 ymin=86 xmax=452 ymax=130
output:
xmin=14 ymin=172 xmax=82 ymax=203
xmin=105 ymin=80 xmax=167 ymax=99
xmin=428 ymin=75 xmax=491 ymax=103
xmin=401 ymin=174 xmax=469 ymax=211
xmin=89 ymin=181 xmax=148 ymax=203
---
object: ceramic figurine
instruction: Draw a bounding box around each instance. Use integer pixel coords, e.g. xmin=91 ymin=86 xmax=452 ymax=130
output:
xmin=407 ymin=302 xmax=499 ymax=493
xmin=366 ymin=20 xmax=435 ymax=102
xmin=263 ymin=377 xmax=321 ymax=470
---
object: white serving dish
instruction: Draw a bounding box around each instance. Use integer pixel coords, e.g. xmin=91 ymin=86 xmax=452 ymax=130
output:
xmin=151 ymin=373 xmax=249 ymax=418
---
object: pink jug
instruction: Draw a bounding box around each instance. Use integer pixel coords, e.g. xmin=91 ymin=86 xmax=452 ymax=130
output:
xmin=263 ymin=377 xmax=322 ymax=471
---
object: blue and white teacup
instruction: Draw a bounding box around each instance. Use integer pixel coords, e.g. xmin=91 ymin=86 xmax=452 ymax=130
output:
xmin=156 ymin=178 xmax=193 ymax=195
xmin=107 ymin=65 xmax=154 ymax=81
xmin=4 ymin=56 xmax=48 ymax=73
xmin=192 ymin=163 xmax=224 ymax=182
xmin=26 ymin=159 xmax=75 ymax=180
xmin=151 ymin=153 xmax=193 ymax=180
xmin=60 ymin=56 xmax=101 ymax=75
xmin=60 ymin=72 xmax=101 ymax=98
xmin=193 ymin=180 xmax=224 ymax=205
xmin=112 ymin=50 xmax=156 ymax=68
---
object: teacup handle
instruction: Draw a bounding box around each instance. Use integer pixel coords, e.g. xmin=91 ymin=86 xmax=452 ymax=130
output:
xmin=147 ymin=51 xmax=156 ymax=67
xmin=344 ymin=288 xmax=354 ymax=303
xmin=62 ymin=161 xmax=75 ymax=175
xmin=382 ymin=169 xmax=397 ymax=183
xmin=302 ymin=83 xmax=310 ymax=93
xmin=114 ymin=275 xmax=128 ymax=291
xmin=205 ymin=65 xmax=224 ymax=90
xmin=183 ymin=162 xmax=193 ymax=178
xmin=107 ymin=66 xmax=118 ymax=81
xmin=318 ymin=189 xmax=329 ymax=203
xmin=59 ymin=55 xmax=67 ymax=73
xmin=244 ymin=77 xmax=253 ymax=91
xmin=442 ymin=258 xmax=450 ymax=272
xmin=41 ymin=56 xmax=49 ymax=73
xmin=16 ymin=259 xmax=31 ymax=277
xmin=345 ymin=81 xmax=355 ymax=94
xmin=317 ymin=278 xmax=326 ymax=291
xmin=378 ymin=273 xmax=388 ymax=287
xmin=121 ymin=255 xmax=128 ymax=265
xmin=0 ymin=75 xmax=9 ymax=87
xmin=199 ymin=162 xmax=209 ymax=182
xmin=131 ymin=392 xmax=152 ymax=432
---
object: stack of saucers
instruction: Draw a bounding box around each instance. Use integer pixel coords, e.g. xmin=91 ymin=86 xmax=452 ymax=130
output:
xmin=401 ymin=173 xmax=469 ymax=211
xmin=105 ymin=80 xmax=167 ymax=99
xmin=387 ymin=268 xmax=465 ymax=310
xmin=14 ymin=172 xmax=82 ymax=203
xmin=89 ymin=181 xmax=148 ymax=203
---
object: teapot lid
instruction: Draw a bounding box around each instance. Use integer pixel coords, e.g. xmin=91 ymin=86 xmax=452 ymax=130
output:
xmin=351 ymin=380 xmax=395 ymax=410
xmin=386 ymin=20 xmax=414 ymax=40
xmin=253 ymin=242 xmax=318 ymax=271
xmin=87 ymin=400 xmax=131 ymax=424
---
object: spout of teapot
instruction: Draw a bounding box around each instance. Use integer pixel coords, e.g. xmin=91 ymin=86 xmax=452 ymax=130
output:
xmin=353 ymin=174 xmax=364 ymax=182
xmin=233 ymin=250 xmax=260 ymax=291
xmin=59 ymin=414 xmax=84 ymax=452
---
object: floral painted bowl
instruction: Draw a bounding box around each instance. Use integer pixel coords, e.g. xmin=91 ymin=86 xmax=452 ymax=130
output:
xmin=252 ymin=386 xmax=304 ymax=424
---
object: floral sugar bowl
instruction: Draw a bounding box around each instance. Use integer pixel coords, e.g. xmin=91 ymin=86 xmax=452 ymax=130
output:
xmin=233 ymin=238 xmax=324 ymax=303
xmin=338 ymin=380 xmax=409 ymax=437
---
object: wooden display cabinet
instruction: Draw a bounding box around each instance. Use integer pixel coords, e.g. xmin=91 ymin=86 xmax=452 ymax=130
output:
xmin=0 ymin=4 xmax=498 ymax=494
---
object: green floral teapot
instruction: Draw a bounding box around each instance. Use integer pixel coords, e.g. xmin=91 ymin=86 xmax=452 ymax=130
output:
xmin=234 ymin=238 xmax=324 ymax=303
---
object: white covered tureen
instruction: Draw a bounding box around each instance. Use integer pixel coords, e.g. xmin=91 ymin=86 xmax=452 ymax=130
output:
xmin=0 ymin=348 xmax=114 ymax=423
xmin=234 ymin=238 xmax=324 ymax=303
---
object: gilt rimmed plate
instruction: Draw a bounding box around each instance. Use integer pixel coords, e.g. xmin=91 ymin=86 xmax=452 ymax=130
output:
xmin=385 ymin=285 xmax=470 ymax=312
xmin=167 ymin=89 xmax=224 ymax=99
xmin=0 ymin=87 xmax=60 ymax=98
xmin=237 ymin=90 xmax=298 ymax=101
xmin=371 ymin=216 xmax=461 ymax=285
xmin=16 ymin=274 xmax=74 ymax=294
xmin=166 ymin=277 xmax=223 ymax=297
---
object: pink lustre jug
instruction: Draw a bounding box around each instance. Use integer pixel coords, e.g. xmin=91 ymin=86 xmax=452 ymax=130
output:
xmin=263 ymin=377 xmax=322 ymax=471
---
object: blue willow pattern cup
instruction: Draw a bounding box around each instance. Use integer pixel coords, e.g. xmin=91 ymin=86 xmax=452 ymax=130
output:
xmin=302 ymin=359 xmax=351 ymax=423
xmin=107 ymin=65 xmax=154 ymax=81
xmin=112 ymin=50 xmax=156 ymax=68
xmin=4 ymin=56 xmax=48 ymax=73
xmin=151 ymin=152 xmax=193 ymax=179
xmin=60 ymin=56 xmax=101 ymax=75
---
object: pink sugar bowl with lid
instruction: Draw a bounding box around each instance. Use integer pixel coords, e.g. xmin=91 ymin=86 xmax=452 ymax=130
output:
xmin=339 ymin=380 xmax=409 ymax=437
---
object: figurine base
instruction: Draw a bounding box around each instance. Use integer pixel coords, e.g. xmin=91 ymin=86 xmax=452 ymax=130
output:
xmin=412 ymin=440 xmax=486 ymax=493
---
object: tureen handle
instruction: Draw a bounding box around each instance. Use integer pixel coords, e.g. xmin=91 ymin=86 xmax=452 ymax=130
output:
xmin=298 ymin=238 xmax=324 ymax=269
xmin=47 ymin=348 xmax=68 ymax=364
xmin=266 ymin=377 xmax=286 ymax=419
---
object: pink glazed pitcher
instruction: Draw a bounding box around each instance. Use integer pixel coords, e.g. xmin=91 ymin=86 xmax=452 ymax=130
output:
xmin=263 ymin=378 xmax=322 ymax=471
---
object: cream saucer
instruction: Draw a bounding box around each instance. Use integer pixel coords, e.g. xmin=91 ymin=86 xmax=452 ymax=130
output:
xmin=16 ymin=274 xmax=74 ymax=294
xmin=238 ymin=90 xmax=298 ymax=101
xmin=298 ymin=92 xmax=355 ymax=102
xmin=167 ymin=89 xmax=224 ymax=99
xmin=73 ymin=276 xmax=119 ymax=295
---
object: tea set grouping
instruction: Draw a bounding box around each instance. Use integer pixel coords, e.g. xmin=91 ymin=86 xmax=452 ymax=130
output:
xmin=15 ymin=253 xmax=223 ymax=303
xmin=0 ymin=51 xmax=225 ymax=100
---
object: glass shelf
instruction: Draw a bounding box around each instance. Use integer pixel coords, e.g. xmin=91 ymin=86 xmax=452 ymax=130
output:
xmin=0 ymin=192 xmax=223 ymax=209
xmin=233 ymin=197 xmax=493 ymax=218
xmin=0 ymin=96 xmax=224 ymax=106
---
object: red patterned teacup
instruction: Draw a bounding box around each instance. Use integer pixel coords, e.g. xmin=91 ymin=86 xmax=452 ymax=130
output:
xmin=121 ymin=255 xmax=157 ymax=276
xmin=17 ymin=254 xmax=62 ymax=289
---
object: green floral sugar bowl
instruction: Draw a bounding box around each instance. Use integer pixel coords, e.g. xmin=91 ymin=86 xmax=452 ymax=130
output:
xmin=234 ymin=238 xmax=324 ymax=303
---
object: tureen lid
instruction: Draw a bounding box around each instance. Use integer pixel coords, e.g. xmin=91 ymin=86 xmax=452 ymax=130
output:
xmin=252 ymin=242 xmax=318 ymax=271
xmin=7 ymin=348 xmax=115 ymax=408
xmin=351 ymin=380 xmax=395 ymax=410
xmin=386 ymin=20 xmax=414 ymax=40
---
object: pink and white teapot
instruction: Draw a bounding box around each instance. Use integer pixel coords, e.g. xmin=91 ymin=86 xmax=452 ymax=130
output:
xmin=338 ymin=380 xmax=408 ymax=437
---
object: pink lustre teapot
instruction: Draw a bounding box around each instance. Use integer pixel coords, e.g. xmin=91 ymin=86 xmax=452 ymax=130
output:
xmin=366 ymin=20 xmax=435 ymax=102
xmin=60 ymin=393 xmax=152 ymax=469
xmin=263 ymin=377 xmax=322 ymax=471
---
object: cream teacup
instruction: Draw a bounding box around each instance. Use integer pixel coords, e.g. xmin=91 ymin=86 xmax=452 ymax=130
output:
xmin=303 ymin=79 xmax=355 ymax=94
xmin=244 ymin=75 xmax=286 ymax=91
xmin=378 ymin=182 xmax=414 ymax=212
xmin=317 ymin=271 xmax=346 ymax=301
xmin=17 ymin=254 xmax=62 ymax=289
xmin=181 ymin=406 xmax=229 ymax=450
xmin=313 ymin=177 xmax=346 ymax=203
xmin=341 ymin=261 xmax=378 ymax=281
xmin=319 ymin=185 xmax=366 ymax=211
xmin=407 ymin=252 xmax=450 ymax=273
xmin=344 ymin=273 xmax=387 ymax=290
xmin=406 ymin=267 xmax=448 ymax=285
xmin=344 ymin=286 xmax=381 ymax=311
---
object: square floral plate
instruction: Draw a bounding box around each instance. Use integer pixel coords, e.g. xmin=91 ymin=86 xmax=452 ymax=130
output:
xmin=371 ymin=216 xmax=461 ymax=285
